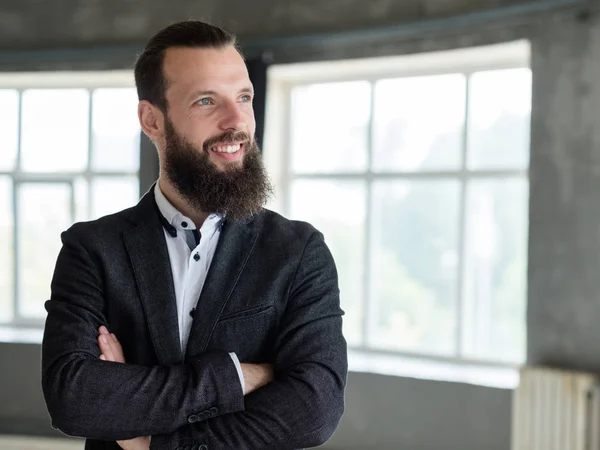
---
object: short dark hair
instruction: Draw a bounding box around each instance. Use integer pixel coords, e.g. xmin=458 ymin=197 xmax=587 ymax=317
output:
xmin=134 ymin=21 xmax=237 ymax=112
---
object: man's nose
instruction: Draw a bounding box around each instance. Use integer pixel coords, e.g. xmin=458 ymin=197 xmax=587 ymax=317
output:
xmin=219 ymin=101 xmax=248 ymax=132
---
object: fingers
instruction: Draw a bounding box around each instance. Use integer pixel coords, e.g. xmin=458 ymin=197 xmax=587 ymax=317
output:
xmin=98 ymin=333 xmax=115 ymax=361
xmin=109 ymin=333 xmax=125 ymax=363
xmin=97 ymin=326 xmax=126 ymax=363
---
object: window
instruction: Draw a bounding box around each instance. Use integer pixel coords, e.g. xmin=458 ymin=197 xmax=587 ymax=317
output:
xmin=265 ymin=41 xmax=530 ymax=370
xmin=0 ymin=72 xmax=140 ymax=328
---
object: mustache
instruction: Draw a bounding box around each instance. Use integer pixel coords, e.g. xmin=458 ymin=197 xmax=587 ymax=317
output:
xmin=203 ymin=131 xmax=252 ymax=152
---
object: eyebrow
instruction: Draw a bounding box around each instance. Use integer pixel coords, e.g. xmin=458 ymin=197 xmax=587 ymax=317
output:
xmin=190 ymin=87 xmax=255 ymax=99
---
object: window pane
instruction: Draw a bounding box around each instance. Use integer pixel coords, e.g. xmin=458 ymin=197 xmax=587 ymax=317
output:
xmin=91 ymin=177 xmax=139 ymax=219
xmin=74 ymin=177 xmax=89 ymax=223
xmin=0 ymin=178 xmax=13 ymax=322
xmin=369 ymin=180 xmax=460 ymax=355
xmin=21 ymin=89 xmax=89 ymax=172
xmin=91 ymin=88 xmax=140 ymax=171
xmin=290 ymin=82 xmax=370 ymax=173
xmin=462 ymin=178 xmax=528 ymax=362
xmin=289 ymin=180 xmax=366 ymax=346
xmin=0 ymin=90 xmax=19 ymax=171
xmin=373 ymin=74 xmax=465 ymax=172
xmin=467 ymin=69 xmax=532 ymax=170
xmin=18 ymin=183 xmax=72 ymax=319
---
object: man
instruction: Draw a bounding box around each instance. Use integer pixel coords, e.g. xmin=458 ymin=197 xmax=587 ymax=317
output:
xmin=41 ymin=20 xmax=347 ymax=450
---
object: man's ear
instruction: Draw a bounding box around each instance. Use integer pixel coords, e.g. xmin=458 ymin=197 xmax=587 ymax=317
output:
xmin=138 ymin=100 xmax=164 ymax=142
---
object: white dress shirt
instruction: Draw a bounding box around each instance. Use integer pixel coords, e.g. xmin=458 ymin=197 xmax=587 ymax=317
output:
xmin=154 ymin=183 xmax=245 ymax=392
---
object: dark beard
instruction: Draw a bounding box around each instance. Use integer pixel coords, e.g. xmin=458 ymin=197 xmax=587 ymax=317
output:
xmin=163 ymin=118 xmax=272 ymax=221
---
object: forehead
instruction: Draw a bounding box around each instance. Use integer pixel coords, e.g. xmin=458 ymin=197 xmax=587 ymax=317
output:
xmin=162 ymin=46 xmax=250 ymax=96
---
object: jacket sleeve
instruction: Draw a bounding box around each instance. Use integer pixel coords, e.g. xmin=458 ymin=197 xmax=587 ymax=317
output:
xmin=150 ymin=231 xmax=348 ymax=450
xmin=41 ymin=225 xmax=245 ymax=441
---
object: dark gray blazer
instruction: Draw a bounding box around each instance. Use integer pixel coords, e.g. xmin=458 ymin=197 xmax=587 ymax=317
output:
xmin=41 ymin=186 xmax=347 ymax=450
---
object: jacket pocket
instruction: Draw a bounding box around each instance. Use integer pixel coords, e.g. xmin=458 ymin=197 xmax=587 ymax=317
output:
xmin=217 ymin=304 xmax=274 ymax=324
xmin=210 ymin=304 xmax=277 ymax=362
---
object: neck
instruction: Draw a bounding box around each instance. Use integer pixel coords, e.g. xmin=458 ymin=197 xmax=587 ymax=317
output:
xmin=158 ymin=177 xmax=210 ymax=227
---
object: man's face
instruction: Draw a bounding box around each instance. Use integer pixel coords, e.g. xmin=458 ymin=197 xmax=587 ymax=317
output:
xmin=161 ymin=45 xmax=256 ymax=172
xmin=153 ymin=45 xmax=271 ymax=219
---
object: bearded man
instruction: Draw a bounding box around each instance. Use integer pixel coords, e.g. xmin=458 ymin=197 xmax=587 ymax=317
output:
xmin=41 ymin=20 xmax=347 ymax=450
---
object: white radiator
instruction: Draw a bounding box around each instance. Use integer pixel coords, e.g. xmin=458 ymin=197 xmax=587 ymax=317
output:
xmin=512 ymin=366 xmax=600 ymax=450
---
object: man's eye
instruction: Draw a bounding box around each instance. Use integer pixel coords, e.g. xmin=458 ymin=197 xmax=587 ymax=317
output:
xmin=198 ymin=98 xmax=211 ymax=106
xmin=240 ymin=95 xmax=252 ymax=103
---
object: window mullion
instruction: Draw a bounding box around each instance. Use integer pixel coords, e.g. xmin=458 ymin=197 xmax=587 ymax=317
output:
xmin=12 ymin=176 xmax=19 ymax=323
xmin=455 ymin=73 xmax=471 ymax=358
xmin=12 ymin=90 xmax=22 ymax=322
xmin=362 ymin=81 xmax=376 ymax=348
xmin=87 ymin=88 xmax=94 ymax=221
xmin=282 ymin=83 xmax=293 ymax=218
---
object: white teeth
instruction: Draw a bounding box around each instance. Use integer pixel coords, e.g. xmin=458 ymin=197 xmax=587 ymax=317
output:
xmin=213 ymin=144 xmax=241 ymax=153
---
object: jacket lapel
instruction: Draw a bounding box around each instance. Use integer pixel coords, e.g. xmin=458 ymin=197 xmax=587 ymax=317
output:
xmin=185 ymin=217 xmax=259 ymax=359
xmin=123 ymin=190 xmax=183 ymax=366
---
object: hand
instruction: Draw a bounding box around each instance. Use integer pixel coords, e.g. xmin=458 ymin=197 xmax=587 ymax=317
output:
xmin=98 ymin=326 xmax=150 ymax=450
xmin=98 ymin=325 xmax=125 ymax=363
xmin=240 ymin=363 xmax=274 ymax=395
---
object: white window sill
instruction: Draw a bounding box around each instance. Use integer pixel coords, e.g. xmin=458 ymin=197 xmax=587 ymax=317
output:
xmin=0 ymin=326 xmax=44 ymax=344
xmin=348 ymin=349 xmax=520 ymax=389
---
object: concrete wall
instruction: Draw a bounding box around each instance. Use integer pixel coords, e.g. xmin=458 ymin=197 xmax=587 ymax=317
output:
xmin=0 ymin=344 xmax=57 ymax=437
xmin=527 ymin=5 xmax=600 ymax=373
xmin=326 ymin=372 xmax=510 ymax=450
xmin=1 ymin=1 xmax=598 ymax=449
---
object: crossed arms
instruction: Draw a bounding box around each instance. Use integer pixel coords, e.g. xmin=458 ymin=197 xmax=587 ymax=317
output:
xmin=41 ymin=226 xmax=348 ymax=449
xmin=96 ymin=327 xmax=274 ymax=449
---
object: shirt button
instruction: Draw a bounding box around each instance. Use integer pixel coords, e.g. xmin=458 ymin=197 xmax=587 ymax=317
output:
xmin=193 ymin=253 xmax=200 ymax=261
xmin=181 ymin=221 xmax=188 ymax=228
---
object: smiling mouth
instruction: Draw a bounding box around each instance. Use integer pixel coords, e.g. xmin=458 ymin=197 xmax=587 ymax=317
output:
xmin=211 ymin=142 xmax=244 ymax=154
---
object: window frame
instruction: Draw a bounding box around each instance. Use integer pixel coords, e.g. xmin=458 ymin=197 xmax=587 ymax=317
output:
xmin=264 ymin=40 xmax=531 ymax=370
xmin=0 ymin=70 xmax=140 ymax=329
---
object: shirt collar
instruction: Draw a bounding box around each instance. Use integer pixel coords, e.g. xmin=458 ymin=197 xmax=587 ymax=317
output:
xmin=154 ymin=183 xmax=224 ymax=236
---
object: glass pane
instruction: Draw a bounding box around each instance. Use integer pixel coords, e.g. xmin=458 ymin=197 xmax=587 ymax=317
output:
xmin=289 ymin=180 xmax=366 ymax=346
xmin=21 ymin=89 xmax=89 ymax=172
xmin=74 ymin=177 xmax=89 ymax=223
xmin=0 ymin=178 xmax=13 ymax=322
xmin=373 ymin=74 xmax=465 ymax=172
xmin=369 ymin=180 xmax=461 ymax=355
xmin=91 ymin=88 xmax=141 ymax=171
xmin=18 ymin=183 xmax=72 ymax=319
xmin=290 ymin=82 xmax=370 ymax=173
xmin=0 ymin=90 xmax=19 ymax=171
xmin=462 ymin=178 xmax=528 ymax=363
xmin=91 ymin=177 xmax=139 ymax=219
xmin=467 ymin=68 xmax=532 ymax=170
